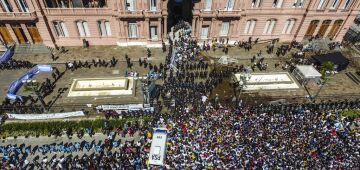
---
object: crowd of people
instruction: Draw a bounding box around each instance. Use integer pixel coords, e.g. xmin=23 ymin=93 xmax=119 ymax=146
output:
xmin=0 ymin=59 xmax=34 ymax=70
xmin=0 ymin=21 xmax=359 ymax=169
xmin=1 ymin=99 xmax=359 ymax=169
xmin=65 ymin=57 xmax=118 ymax=71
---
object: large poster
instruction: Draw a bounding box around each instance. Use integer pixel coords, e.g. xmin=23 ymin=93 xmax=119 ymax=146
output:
xmin=7 ymin=111 xmax=85 ymax=120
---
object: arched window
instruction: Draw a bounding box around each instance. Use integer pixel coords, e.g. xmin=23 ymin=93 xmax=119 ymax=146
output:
xmin=76 ymin=20 xmax=90 ymax=37
xmin=282 ymin=19 xmax=296 ymax=34
xmin=53 ymin=21 xmax=69 ymax=37
xmin=244 ymin=19 xmax=256 ymax=34
xmin=263 ymin=19 xmax=277 ymax=34
xmin=97 ymin=20 xmax=111 ymax=37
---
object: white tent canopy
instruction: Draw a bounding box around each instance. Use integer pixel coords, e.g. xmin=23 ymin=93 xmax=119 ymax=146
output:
xmin=293 ymin=65 xmax=321 ymax=85
xmin=218 ymin=55 xmax=238 ymax=65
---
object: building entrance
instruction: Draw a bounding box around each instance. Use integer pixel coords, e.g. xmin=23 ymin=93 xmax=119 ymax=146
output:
xmin=167 ymin=0 xmax=193 ymax=31
xmin=11 ymin=24 xmax=28 ymax=44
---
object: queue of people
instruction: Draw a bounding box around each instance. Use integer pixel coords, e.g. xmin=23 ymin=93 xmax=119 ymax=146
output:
xmin=0 ymin=59 xmax=34 ymax=70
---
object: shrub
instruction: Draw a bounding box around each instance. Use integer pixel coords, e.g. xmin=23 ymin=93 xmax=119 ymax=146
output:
xmin=0 ymin=117 xmax=152 ymax=137
xmin=341 ymin=109 xmax=360 ymax=119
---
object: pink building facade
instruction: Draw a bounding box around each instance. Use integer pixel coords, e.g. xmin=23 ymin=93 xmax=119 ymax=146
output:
xmin=0 ymin=0 xmax=359 ymax=48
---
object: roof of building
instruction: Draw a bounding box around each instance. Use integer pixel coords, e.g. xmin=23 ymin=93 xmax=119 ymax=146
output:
xmin=296 ymin=65 xmax=321 ymax=78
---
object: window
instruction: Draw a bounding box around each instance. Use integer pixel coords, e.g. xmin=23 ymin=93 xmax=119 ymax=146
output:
xmin=252 ymin=0 xmax=262 ymax=8
xmin=204 ymin=0 xmax=212 ymax=11
xmin=149 ymin=0 xmax=156 ymax=11
xmin=220 ymin=22 xmax=230 ymax=36
xmin=330 ymin=0 xmax=339 ymax=9
xmin=76 ymin=21 xmax=90 ymax=37
xmin=150 ymin=26 xmax=157 ymax=40
xmin=282 ymin=19 xmax=296 ymax=34
xmin=342 ymin=0 xmax=351 ymax=9
xmin=45 ymin=0 xmax=106 ymax=8
xmin=293 ymin=0 xmax=305 ymax=7
xmin=98 ymin=20 xmax=111 ymax=37
xmin=244 ymin=20 xmax=256 ymax=34
xmin=0 ymin=0 xmax=13 ymax=12
xmin=273 ymin=0 xmax=283 ymax=8
xmin=317 ymin=0 xmax=326 ymax=10
xmin=126 ymin=0 xmax=135 ymax=11
xmin=263 ymin=19 xmax=276 ymax=34
xmin=224 ymin=0 xmax=234 ymax=10
xmin=53 ymin=21 xmax=69 ymax=37
xmin=128 ymin=22 xmax=137 ymax=38
xmin=201 ymin=25 xmax=209 ymax=39
xmin=16 ymin=0 xmax=29 ymax=12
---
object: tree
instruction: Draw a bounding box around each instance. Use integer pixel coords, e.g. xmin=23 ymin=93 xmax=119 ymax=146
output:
xmin=313 ymin=61 xmax=335 ymax=101
xmin=320 ymin=61 xmax=335 ymax=80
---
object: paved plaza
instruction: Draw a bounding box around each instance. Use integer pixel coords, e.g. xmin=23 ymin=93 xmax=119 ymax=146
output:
xmin=0 ymin=43 xmax=359 ymax=114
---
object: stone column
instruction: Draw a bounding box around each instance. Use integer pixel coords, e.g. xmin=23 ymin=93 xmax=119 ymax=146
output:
xmin=21 ymin=24 xmax=33 ymax=44
xmin=144 ymin=18 xmax=149 ymax=40
xmin=197 ymin=18 xmax=203 ymax=39
xmin=210 ymin=18 xmax=217 ymax=38
xmin=163 ymin=16 xmax=167 ymax=38
xmin=191 ymin=17 xmax=197 ymax=37
xmin=230 ymin=22 xmax=235 ymax=39
xmin=158 ymin=18 xmax=162 ymax=40
xmin=6 ymin=24 xmax=19 ymax=44
xmin=123 ymin=21 xmax=129 ymax=40
xmin=118 ymin=19 xmax=124 ymax=38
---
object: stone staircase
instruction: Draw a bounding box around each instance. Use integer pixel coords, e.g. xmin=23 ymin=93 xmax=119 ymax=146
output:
xmin=14 ymin=44 xmax=53 ymax=54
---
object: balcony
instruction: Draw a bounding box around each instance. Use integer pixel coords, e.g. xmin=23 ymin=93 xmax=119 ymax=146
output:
xmin=144 ymin=10 xmax=161 ymax=18
xmin=0 ymin=11 xmax=37 ymax=20
xmin=119 ymin=10 xmax=144 ymax=18
xmin=216 ymin=10 xmax=241 ymax=18
xmin=44 ymin=8 xmax=112 ymax=16
xmin=199 ymin=10 xmax=216 ymax=18
xmin=245 ymin=7 xmax=306 ymax=16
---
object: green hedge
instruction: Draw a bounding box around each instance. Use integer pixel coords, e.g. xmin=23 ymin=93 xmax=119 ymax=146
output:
xmin=341 ymin=109 xmax=360 ymax=119
xmin=0 ymin=117 xmax=152 ymax=137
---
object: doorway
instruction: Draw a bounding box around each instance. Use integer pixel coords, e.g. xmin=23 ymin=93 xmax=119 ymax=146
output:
xmin=26 ymin=23 xmax=42 ymax=43
xmin=11 ymin=24 xmax=28 ymax=43
xmin=0 ymin=24 xmax=14 ymax=45
xmin=327 ymin=20 xmax=343 ymax=40
xmin=305 ymin=20 xmax=319 ymax=38
xmin=317 ymin=20 xmax=331 ymax=38
xmin=167 ymin=0 xmax=194 ymax=31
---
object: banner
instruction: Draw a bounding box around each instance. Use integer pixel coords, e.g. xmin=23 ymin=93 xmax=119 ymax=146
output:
xmin=6 ymin=64 xmax=53 ymax=101
xmin=96 ymin=104 xmax=154 ymax=112
xmin=6 ymin=111 xmax=85 ymax=120
xmin=0 ymin=45 xmax=14 ymax=64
